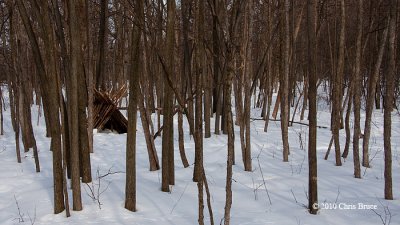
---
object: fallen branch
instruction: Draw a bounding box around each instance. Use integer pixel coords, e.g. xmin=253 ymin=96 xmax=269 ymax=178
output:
xmin=251 ymin=117 xmax=329 ymax=129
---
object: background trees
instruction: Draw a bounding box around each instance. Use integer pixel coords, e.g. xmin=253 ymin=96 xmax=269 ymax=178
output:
xmin=0 ymin=0 xmax=398 ymax=222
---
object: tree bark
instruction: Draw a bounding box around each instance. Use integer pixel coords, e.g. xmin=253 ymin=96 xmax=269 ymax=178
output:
xmin=125 ymin=0 xmax=143 ymax=211
xmin=307 ymin=0 xmax=318 ymax=215
xmin=332 ymin=0 xmax=345 ymax=166
xmin=68 ymin=0 xmax=84 ymax=211
xmin=383 ymin=0 xmax=396 ymax=200
xmin=193 ymin=0 xmax=205 ymax=182
xmin=95 ymin=0 xmax=108 ymax=89
xmin=161 ymin=0 xmax=176 ymax=192
xmin=362 ymin=20 xmax=389 ymax=168
xmin=17 ymin=0 xmax=65 ymax=214
xmin=281 ymin=0 xmax=290 ymax=162
xmin=352 ymin=0 xmax=363 ymax=179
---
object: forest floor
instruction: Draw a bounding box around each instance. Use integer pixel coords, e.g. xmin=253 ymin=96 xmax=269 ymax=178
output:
xmin=0 ymin=88 xmax=400 ymax=225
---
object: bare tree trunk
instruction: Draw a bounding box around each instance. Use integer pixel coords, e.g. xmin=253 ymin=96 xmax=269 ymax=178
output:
xmin=177 ymin=5 xmax=190 ymax=167
xmin=300 ymin=74 xmax=308 ymax=121
xmin=204 ymin=49 xmax=211 ymax=138
xmin=352 ymin=0 xmax=363 ymax=179
xmin=263 ymin=4 xmax=273 ymax=132
xmin=9 ymin=14 xmax=21 ymax=163
xmin=0 ymin=86 xmax=3 ymax=135
xmin=13 ymin=84 xmax=21 ymax=164
xmin=193 ymin=0 xmax=205 ymax=182
xmin=96 ymin=0 xmax=108 ymax=89
xmin=331 ymin=0 xmax=345 ymax=166
xmin=125 ymin=0 xmax=143 ymax=211
xmin=272 ymin=87 xmax=281 ymax=120
xmin=139 ymin=89 xmax=161 ymax=171
xmin=194 ymin=2 xmax=205 ymax=220
xmin=240 ymin=0 xmax=253 ymax=171
xmin=341 ymin=85 xmax=352 ymax=159
xmin=362 ymin=21 xmax=389 ymax=168
xmin=19 ymin=80 xmax=35 ymax=153
xmin=307 ymin=0 xmax=318 ymax=215
xmin=281 ymin=0 xmax=291 ymax=162
xmin=223 ymin=61 xmax=235 ymax=225
xmin=68 ymin=0 xmax=92 ymax=206
xmin=17 ymin=0 xmax=65 ymax=213
xmin=86 ymin=0 xmax=94 ymax=154
xmin=223 ymin=2 xmax=241 ymax=223
xmin=177 ymin=109 xmax=189 ymax=168
xmin=383 ymin=0 xmax=396 ymax=200
xmin=162 ymin=0 xmax=176 ymax=192
xmin=212 ymin=0 xmax=222 ymax=135
xmin=20 ymin=77 xmax=40 ymax=171
xmin=140 ymin=26 xmax=161 ymax=171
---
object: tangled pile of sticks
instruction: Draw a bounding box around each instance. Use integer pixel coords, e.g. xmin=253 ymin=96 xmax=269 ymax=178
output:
xmin=93 ymin=85 xmax=128 ymax=133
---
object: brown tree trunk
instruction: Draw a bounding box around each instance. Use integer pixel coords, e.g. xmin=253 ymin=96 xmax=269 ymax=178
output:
xmin=307 ymin=0 xmax=318 ymax=215
xmin=19 ymin=80 xmax=35 ymax=153
xmin=125 ymin=0 xmax=143 ymax=211
xmin=17 ymin=0 xmax=65 ymax=213
xmin=9 ymin=13 xmax=21 ymax=163
xmin=161 ymin=0 xmax=176 ymax=192
xmin=281 ymin=0 xmax=290 ymax=162
xmin=177 ymin=109 xmax=189 ymax=168
xmin=95 ymin=0 xmax=108 ymax=89
xmin=69 ymin=0 xmax=84 ymax=211
xmin=362 ymin=21 xmax=389 ymax=168
xmin=383 ymin=0 xmax=396 ymax=200
xmin=341 ymin=85 xmax=352 ymax=159
xmin=352 ymin=0 xmax=363 ymax=179
xmin=331 ymin=0 xmax=345 ymax=166
xmin=0 ymin=86 xmax=3 ymax=135
xmin=223 ymin=59 xmax=235 ymax=225
xmin=193 ymin=0 xmax=205 ymax=182
xmin=238 ymin=0 xmax=253 ymax=171
xmin=139 ymin=90 xmax=161 ymax=171
xmin=223 ymin=2 xmax=241 ymax=223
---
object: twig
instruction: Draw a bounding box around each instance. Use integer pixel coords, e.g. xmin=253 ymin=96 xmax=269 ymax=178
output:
xmin=363 ymin=149 xmax=382 ymax=177
xmin=83 ymin=166 xmax=124 ymax=209
xmin=371 ymin=198 xmax=393 ymax=225
xmin=14 ymin=195 xmax=24 ymax=222
xmin=170 ymin=183 xmax=189 ymax=214
xmin=256 ymin=147 xmax=272 ymax=205
xmin=334 ymin=186 xmax=340 ymax=204
xmin=291 ymin=189 xmax=298 ymax=203
xmin=27 ymin=206 xmax=36 ymax=225
xmin=97 ymin=166 xmax=125 ymax=179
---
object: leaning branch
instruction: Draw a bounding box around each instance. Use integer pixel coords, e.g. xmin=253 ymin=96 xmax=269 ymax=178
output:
xmin=250 ymin=117 xmax=329 ymax=129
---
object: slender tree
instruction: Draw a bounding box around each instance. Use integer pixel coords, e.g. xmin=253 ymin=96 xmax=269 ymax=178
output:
xmin=125 ymin=0 xmax=144 ymax=211
xmin=161 ymin=0 xmax=176 ymax=192
xmin=69 ymin=0 xmax=84 ymax=211
xmin=281 ymin=0 xmax=290 ymax=162
xmin=307 ymin=0 xmax=318 ymax=215
xmin=362 ymin=19 xmax=389 ymax=168
xmin=16 ymin=0 xmax=65 ymax=213
xmin=95 ymin=0 xmax=108 ymax=89
xmin=332 ymin=0 xmax=345 ymax=166
xmin=352 ymin=0 xmax=363 ymax=179
xmin=383 ymin=0 xmax=397 ymax=200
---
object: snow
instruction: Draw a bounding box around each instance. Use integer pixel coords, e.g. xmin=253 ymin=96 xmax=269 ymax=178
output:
xmin=0 ymin=87 xmax=399 ymax=225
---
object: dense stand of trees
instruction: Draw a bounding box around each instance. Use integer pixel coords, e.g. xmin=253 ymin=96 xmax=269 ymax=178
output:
xmin=0 ymin=0 xmax=398 ymax=222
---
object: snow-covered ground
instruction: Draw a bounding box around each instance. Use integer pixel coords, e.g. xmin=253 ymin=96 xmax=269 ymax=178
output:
xmin=0 ymin=88 xmax=399 ymax=225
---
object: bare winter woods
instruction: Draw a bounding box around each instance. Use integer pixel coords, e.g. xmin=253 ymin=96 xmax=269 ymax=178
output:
xmin=0 ymin=0 xmax=399 ymax=224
